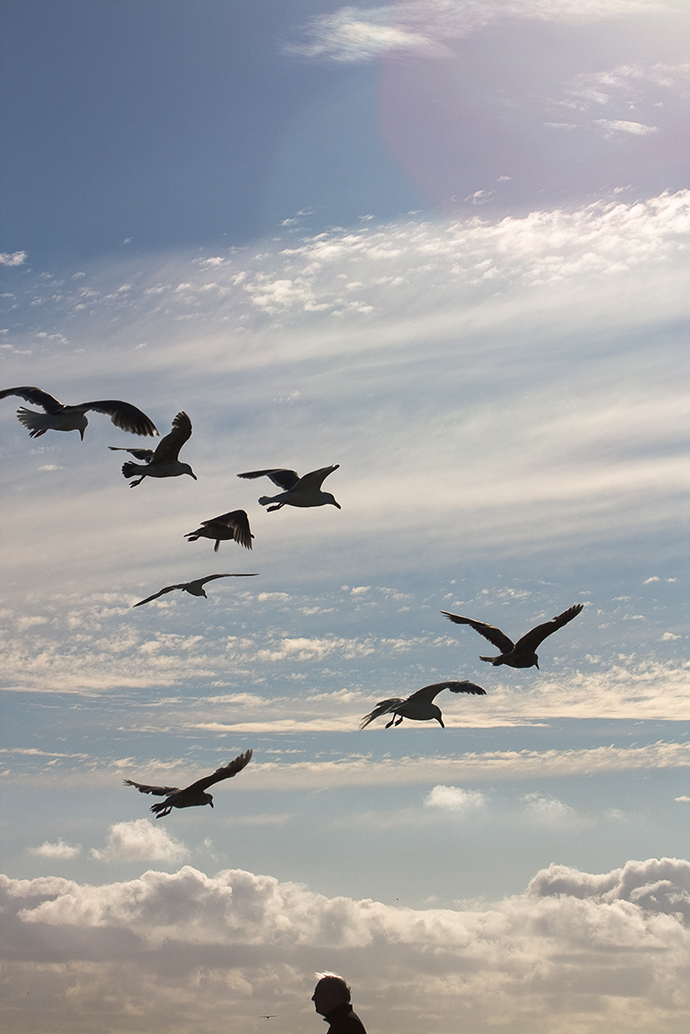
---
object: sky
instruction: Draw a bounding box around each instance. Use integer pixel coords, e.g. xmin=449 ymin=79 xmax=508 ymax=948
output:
xmin=0 ymin=1 xmax=688 ymax=1033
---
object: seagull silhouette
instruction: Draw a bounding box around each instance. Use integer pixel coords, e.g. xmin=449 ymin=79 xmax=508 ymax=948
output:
xmin=360 ymin=680 xmax=485 ymax=729
xmin=0 ymin=385 xmax=157 ymax=440
xmin=120 ymin=411 xmax=196 ymax=486
xmin=125 ymin=750 xmax=253 ymax=817
xmin=238 ymin=465 xmax=341 ymax=511
xmin=442 ymin=604 xmax=584 ymax=668
xmin=185 ymin=509 xmax=253 ymax=551
xmin=133 ymin=573 xmax=258 ymax=607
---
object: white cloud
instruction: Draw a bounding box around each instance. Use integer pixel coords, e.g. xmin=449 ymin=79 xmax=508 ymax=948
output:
xmin=285 ymin=1 xmax=658 ymax=63
xmin=1 ymin=857 xmax=687 ymax=1034
xmin=425 ymin=785 xmax=487 ymax=810
xmin=594 ymin=118 xmax=658 ymax=136
xmin=28 ymin=840 xmax=81 ymax=859
xmin=89 ymin=819 xmax=189 ymax=863
xmin=0 ymin=250 xmax=27 ymax=266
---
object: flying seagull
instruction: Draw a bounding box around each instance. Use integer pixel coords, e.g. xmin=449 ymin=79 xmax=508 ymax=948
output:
xmin=238 ymin=465 xmax=341 ymax=511
xmin=360 ymin=680 xmax=486 ymax=729
xmin=442 ymin=603 xmax=584 ymax=668
xmin=120 ymin=411 xmax=196 ymax=486
xmin=185 ymin=509 xmax=253 ymax=551
xmin=0 ymin=385 xmax=157 ymax=439
xmin=125 ymin=749 xmax=253 ymax=818
xmin=133 ymin=573 xmax=259 ymax=607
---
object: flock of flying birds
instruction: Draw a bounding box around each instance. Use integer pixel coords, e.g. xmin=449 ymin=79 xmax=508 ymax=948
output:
xmin=2 ymin=384 xmax=584 ymax=818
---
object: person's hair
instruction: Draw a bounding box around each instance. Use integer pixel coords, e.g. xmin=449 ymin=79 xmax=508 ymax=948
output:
xmin=314 ymin=973 xmax=351 ymax=1003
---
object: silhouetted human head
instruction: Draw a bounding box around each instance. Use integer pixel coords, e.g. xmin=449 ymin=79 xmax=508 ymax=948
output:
xmin=312 ymin=973 xmax=351 ymax=1016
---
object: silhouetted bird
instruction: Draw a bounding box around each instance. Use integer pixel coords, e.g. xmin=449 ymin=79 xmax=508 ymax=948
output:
xmin=360 ymin=681 xmax=485 ymax=729
xmin=185 ymin=509 xmax=253 ymax=551
xmin=133 ymin=572 xmax=258 ymax=607
xmin=442 ymin=603 xmax=584 ymax=668
xmin=0 ymin=385 xmax=157 ymax=440
xmin=125 ymin=750 xmax=252 ymax=817
xmin=238 ymin=465 xmax=341 ymax=511
xmin=120 ymin=411 xmax=196 ymax=486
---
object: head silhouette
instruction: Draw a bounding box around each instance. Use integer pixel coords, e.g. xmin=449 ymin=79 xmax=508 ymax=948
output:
xmin=312 ymin=973 xmax=350 ymax=1016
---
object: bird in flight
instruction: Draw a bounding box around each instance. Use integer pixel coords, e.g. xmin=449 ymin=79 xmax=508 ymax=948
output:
xmin=238 ymin=465 xmax=341 ymax=511
xmin=442 ymin=603 xmax=584 ymax=668
xmin=0 ymin=385 xmax=158 ymax=440
xmin=119 ymin=411 xmax=196 ymax=486
xmin=125 ymin=750 xmax=253 ymax=817
xmin=132 ymin=573 xmax=258 ymax=607
xmin=360 ymin=680 xmax=485 ymax=729
xmin=185 ymin=509 xmax=253 ymax=551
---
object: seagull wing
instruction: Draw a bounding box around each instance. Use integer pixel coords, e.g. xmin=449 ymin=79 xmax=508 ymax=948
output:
xmin=514 ymin=604 xmax=584 ymax=652
xmin=237 ymin=468 xmax=300 ymax=490
xmin=0 ymin=386 xmax=64 ymax=412
xmin=80 ymin=400 xmax=158 ymax=436
xmin=108 ymin=446 xmax=156 ymax=461
xmin=184 ymin=750 xmax=253 ymax=793
xmin=133 ymin=584 xmax=184 ymax=607
xmin=441 ymin=612 xmax=515 ymax=654
xmin=293 ymin=464 xmax=339 ymax=492
xmin=202 ymin=510 xmax=253 ymax=550
xmin=197 ymin=573 xmax=259 ymax=586
xmin=407 ymin=681 xmax=487 ymax=704
xmin=360 ymin=698 xmax=404 ymax=729
xmin=124 ymin=779 xmax=182 ymax=796
xmin=152 ymin=411 xmax=192 ymax=462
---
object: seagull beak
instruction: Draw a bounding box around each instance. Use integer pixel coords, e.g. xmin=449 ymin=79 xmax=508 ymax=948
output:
xmin=189 ymin=472 xmax=198 ymax=480
xmin=79 ymin=428 xmax=85 ymax=441
xmin=210 ymin=800 xmax=214 ymax=808
xmin=333 ymin=501 xmax=341 ymax=509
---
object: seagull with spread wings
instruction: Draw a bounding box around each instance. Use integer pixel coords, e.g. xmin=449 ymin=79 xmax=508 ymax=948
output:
xmin=125 ymin=750 xmax=253 ymax=817
xmin=119 ymin=411 xmax=196 ymax=486
xmin=133 ymin=572 xmax=258 ymax=607
xmin=360 ymin=680 xmax=486 ymax=729
xmin=185 ymin=509 xmax=253 ymax=551
xmin=442 ymin=603 xmax=584 ymax=668
xmin=238 ymin=465 xmax=341 ymax=511
xmin=0 ymin=385 xmax=157 ymax=440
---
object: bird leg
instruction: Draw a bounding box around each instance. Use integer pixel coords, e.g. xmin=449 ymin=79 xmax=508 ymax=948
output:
xmin=394 ymin=715 xmax=404 ymax=726
xmin=128 ymin=475 xmax=147 ymax=488
xmin=385 ymin=715 xmax=397 ymax=728
xmin=266 ymin=503 xmax=284 ymax=512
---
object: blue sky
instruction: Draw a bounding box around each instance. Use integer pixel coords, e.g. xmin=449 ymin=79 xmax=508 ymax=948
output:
xmin=1 ymin=2 xmax=689 ymax=1033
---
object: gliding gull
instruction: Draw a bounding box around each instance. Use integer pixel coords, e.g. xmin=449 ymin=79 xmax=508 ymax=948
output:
xmin=442 ymin=603 xmax=584 ymax=668
xmin=0 ymin=385 xmax=157 ymax=439
xmin=125 ymin=749 xmax=253 ymax=817
xmin=120 ymin=411 xmax=196 ymax=486
xmin=360 ymin=680 xmax=485 ymax=729
xmin=238 ymin=465 xmax=341 ymax=511
xmin=185 ymin=509 xmax=253 ymax=551
xmin=133 ymin=573 xmax=258 ymax=607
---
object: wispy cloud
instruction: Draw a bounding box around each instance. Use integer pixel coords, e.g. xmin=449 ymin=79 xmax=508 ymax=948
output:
xmin=285 ymin=1 xmax=659 ymax=63
xmin=28 ymin=840 xmax=81 ymax=859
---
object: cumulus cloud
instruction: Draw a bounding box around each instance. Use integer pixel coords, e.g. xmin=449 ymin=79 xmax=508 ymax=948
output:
xmin=425 ymin=785 xmax=488 ymax=811
xmin=1 ymin=858 xmax=687 ymax=1034
xmin=28 ymin=840 xmax=81 ymax=859
xmin=0 ymin=250 xmax=27 ymax=266
xmin=89 ymin=819 xmax=189 ymax=863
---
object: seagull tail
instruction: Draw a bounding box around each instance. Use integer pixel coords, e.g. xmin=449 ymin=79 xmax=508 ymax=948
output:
xmin=479 ymin=655 xmax=502 ymax=665
xmin=16 ymin=407 xmax=49 ymax=437
xmin=121 ymin=461 xmax=142 ymax=479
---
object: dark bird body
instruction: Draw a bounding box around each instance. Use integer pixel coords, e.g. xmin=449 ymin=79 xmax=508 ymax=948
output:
xmin=238 ymin=465 xmax=340 ymax=511
xmin=185 ymin=509 xmax=253 ymax=551
xmin=442 ymin=604 xmax=584 ymax=668
xmin=0 ymin=385 xmax=157 ymax=439
xmin=133 ymin=573 xmax=258 ymax=607
xmin=120 ymin=411 xmax=196 ymax=486
xmin=125 ymin=750 xmax=252 ymax=817
xmin=360 ymin=680 xmax=486 ymax=729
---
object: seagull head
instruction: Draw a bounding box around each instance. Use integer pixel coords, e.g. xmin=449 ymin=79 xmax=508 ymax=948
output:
xmin=203 ymin=792 xmax=214 ymax=808
xmin=324 ymin=493 xmax=341 ymax=509
xmin=181 ymin=464 xmax=197 ymax=480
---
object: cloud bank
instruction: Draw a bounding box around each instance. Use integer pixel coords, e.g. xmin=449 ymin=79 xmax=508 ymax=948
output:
xmin=1 ymin=857 xmax=687 ymax=1034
